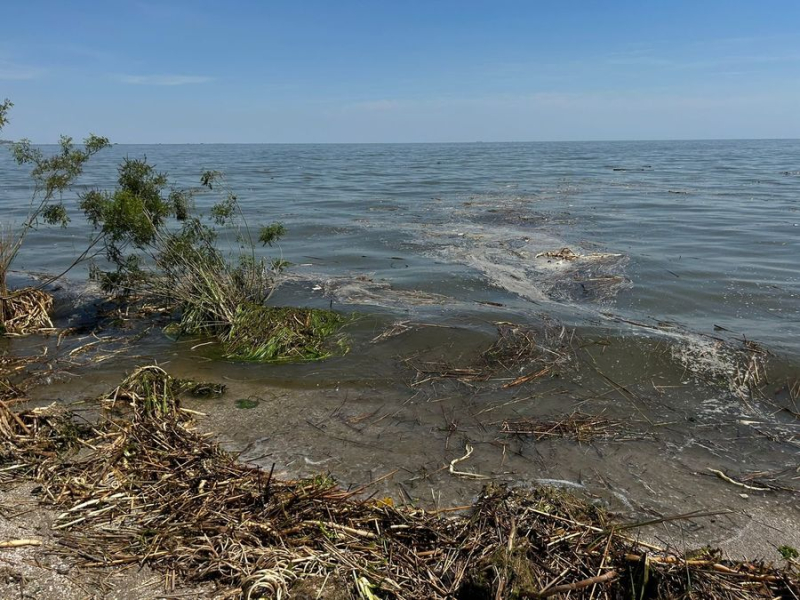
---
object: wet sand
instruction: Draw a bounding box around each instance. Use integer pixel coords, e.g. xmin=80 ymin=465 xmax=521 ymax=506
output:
xmin=186 ymin=383 xmax=799 ymax=563
xmin=0 ymin=484 xmax=217 ymax=599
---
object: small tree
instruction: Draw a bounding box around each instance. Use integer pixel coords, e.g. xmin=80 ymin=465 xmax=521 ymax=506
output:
xmin=78 ymin=158 xmax=346 ymax=361
xmin=0 ymin=99 xmax=11 ymax=131
xmin=0 ymin=100 xmax=110 ymax=329
xmin=83 ymin=159 xmax=345 ymax=361
xmin=82 ymin=158 xmax=285 ymax=301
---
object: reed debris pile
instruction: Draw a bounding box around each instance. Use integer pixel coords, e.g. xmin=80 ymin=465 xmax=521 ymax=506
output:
xmin=408 ymin=321 xmax=572 ymax=390
xmin=0 ymin=367 xmax=797 ymax=599
xmin=500 ymin=412 xmax=626 ymax=442
xmin=1 ymin=287 xmax=54 ymax=335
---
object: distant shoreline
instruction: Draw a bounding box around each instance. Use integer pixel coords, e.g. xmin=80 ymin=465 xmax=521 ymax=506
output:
xmin=5 ymin=138 xmax=800 ymax=146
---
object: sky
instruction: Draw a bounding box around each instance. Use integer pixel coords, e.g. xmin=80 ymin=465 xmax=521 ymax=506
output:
xmin=2 ymin=1 xmax=800 ymax=143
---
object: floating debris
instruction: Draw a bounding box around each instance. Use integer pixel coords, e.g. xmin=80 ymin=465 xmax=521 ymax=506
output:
xmin=406 ymin=321 xmax=572 ymax=389
xmin=500 ymin=412 xmax=626 ymax=442
xmin=535 ymin=247 xmax=624 ymax=262
xmin=370 ymin=321 xmax=458 ymax=344
xmin=536 ymin=247 xmax=581 ymax=261
xmin=671 ymin=336 xmax=769 ymax=402
xmin=322 ymin=274 xmax=451 ymax=308
xmin=182 ymin=381 xmax=227 ymax=398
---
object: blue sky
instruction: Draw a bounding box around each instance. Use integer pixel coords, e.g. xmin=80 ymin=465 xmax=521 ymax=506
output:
xmin=2 ymin=1 xmax=800 ymax=143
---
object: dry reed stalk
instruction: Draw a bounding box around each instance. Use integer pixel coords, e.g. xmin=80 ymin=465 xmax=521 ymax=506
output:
xmin=2 ymin=287 xmax=55 ymax=335
xmin=406 ymin=321 xmax=572 ymax=391
xmin=500 ymin=412 xmax=624 ymax=442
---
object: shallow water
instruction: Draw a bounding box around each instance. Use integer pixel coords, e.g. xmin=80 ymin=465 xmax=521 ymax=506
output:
xmin=2 ymin=141 xmax=799 ymax=555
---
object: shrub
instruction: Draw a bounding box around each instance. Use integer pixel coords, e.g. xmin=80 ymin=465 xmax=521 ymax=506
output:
xmin=83 ymin=160 xmax=344 ymax=360
xmin=0 ymin=99 xmax=110 ymax=332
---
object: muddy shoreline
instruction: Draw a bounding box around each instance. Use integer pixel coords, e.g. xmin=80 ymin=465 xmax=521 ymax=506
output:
xmin=2 ymin=367 xmax=798 ymax=599
xmin=0 ymin=273 xmax=798 ymax=598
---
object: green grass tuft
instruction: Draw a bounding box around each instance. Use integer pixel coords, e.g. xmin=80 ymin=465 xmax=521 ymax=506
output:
xmin=221 ymin=304 xmax=347 ymax=362
xmin=779 ymin=545 xmax=799 ymax=560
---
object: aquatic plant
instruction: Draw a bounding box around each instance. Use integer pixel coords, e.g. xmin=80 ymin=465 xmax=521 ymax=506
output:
xmin=100 ymin=365 xmax=185 ymax=420
xmin=82 ymin=160 xmax=343 ymax=361
xmin=222 ymin=304 xmax=345 ymax=361
xmin=0 ymin=99 xmax=110 ymax=333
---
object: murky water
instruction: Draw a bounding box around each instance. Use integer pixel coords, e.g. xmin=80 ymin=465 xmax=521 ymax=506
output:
xmin=2 ymin=141 xmax=799 ymax=555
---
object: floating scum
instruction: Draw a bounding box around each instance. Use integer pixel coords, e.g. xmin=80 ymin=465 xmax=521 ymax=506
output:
xmin=0 ymin=366 xmax=797 ymax=599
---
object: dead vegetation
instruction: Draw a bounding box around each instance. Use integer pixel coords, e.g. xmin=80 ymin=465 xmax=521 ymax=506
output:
xmin=671 ymin=335 xmax=771 ymax=404
xmin=533 ymin=247 xmax=630 ymax=303
xmin=535 ymin=247 xmax=624 ymax=262
xmin=0 ymin=366 xmax=796 ymax=599
xmin=0 ymin=346 xmax=62 ymax=407
xmin=536 ymin=247 xmax=581 ymax=261
xmin=406 ymin=321 xmax=573 ymax=390
xmin=500 ymin=412 xmax=627 ymax=442
xmin=1 ymin=287 xmax=54 ymax=335
xmin=732 ymin=340 xmax=769 ymax=402
xmin=98 ymin=365 xmax=200 ymax=419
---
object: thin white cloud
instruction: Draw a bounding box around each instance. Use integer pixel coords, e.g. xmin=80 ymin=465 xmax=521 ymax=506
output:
xmin=349 ymin=99 xmax=401 ymax=111
xmin=604 ymin=48 xmax=800 ymax=72
xmin=606 ymin=56 xmax=676 ymax=67
xmin=0 ymin=61 xmax=44 ymax=80
xmin=134 ymin=1 xmax=198 ymax=23
xmin=117 ymin=74 xmax=214 ymax=86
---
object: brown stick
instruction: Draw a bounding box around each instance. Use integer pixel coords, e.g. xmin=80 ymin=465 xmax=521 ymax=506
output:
xmin=530 ymin=570 xmax=618 ymax=598
xmin=623 ymin=554 xmax=781 ymax=582
xmin=0 ymin=399 xmax=31 ymax=435
xmin=0 ymin=539 xmax=41 ymax=548
xmin=503 ymin=366 xmax=551 ymax=389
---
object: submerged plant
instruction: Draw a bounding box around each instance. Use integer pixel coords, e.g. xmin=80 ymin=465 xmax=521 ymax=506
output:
xmin=101 ymin=365 xmax=183 ymax=420
xmin=780 ymin=545 xmax=799 ymax=561
xmin=222 ymin=305 xmax=346 ymax=361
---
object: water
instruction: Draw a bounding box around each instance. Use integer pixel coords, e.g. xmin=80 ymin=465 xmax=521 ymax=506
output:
xmin=2 ymin=141 xmax=799 ymax=554
xmin=5 ymin=141 xmax=799 ymax=352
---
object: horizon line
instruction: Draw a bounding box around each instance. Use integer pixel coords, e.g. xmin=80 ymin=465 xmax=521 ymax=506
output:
xmin=6 ymin=137 xmax=800 ymax=146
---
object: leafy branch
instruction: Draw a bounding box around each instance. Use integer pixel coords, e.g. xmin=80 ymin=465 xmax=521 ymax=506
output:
xmin=81 ymin=158 xmax=296 ymax=355
xmin=1 ymin=100 xmax=110 ymax=324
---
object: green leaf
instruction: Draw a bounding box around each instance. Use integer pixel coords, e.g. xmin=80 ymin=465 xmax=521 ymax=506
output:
xmin=0 ymin=98 xmax=12 ymax=131
xmin=258 ymin=222 xmax=286 ymax=246
xmin=42 ymin=204 xmax=70 ymax=227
